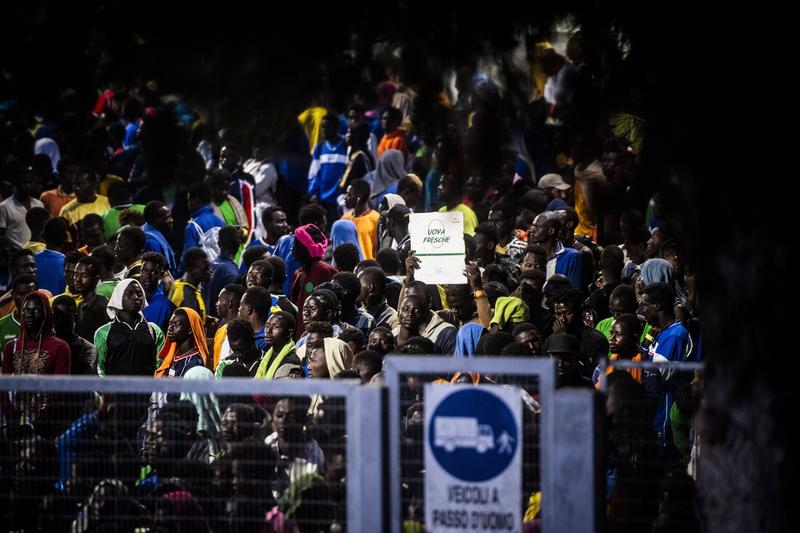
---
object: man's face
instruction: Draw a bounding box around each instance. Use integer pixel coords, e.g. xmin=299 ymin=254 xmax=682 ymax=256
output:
xmin=601 ymin=151 xmax=618 ymax=177
xmin=82 ymin=223 xmax=105 ymax=250
xmin=528 ymin=214 xmax=550 ymax=244
xmin=642 ymin=294 xmax=660 ymax=325
xmin=308 ymin=347 xmax=329 ymax=379
xmin=166 ymin=312 xmax=191 ymax=343
xmin=212 ymin=180 xmax=230 ymax=204
xmin=219 ymin=146 xmax=238 ymax=172
xmin=302 ymin=296 xmax=329 ymax=324
xmin=437 ymin=174 xmax=456 ymax=202
xmin=13 ymin=282 xmax=37 ymax=308
xmin=221 ymin=410 xmax=243 ymax=443
xmin=216 ymin=289 xmax=232 ymax=319
xmin=357 ymin=276 xmax=371 ymax=305
xmin=521 ymin=252 xmax=545 ymax=274
xmin=122 ymin=282 xmax=145 ymax=314
xmin=473 ymin=231 xmax=495 ymax=253
xmin=609 ymin=320 xmax=637 ymax=356
xmin=344 ymin=185 xmax=358 ymax=209
xmin=229 ymin=334 xmax=253 ymax=358
xmin=60 ymin=164 xmax=79 ymax=191
xmin=264 ymin=315 xmax=292 ymax=346
xmin=400 ymin=298 xmax=425 ymax=331
xmin=21 ymin=297 xmax=45 ymax=333
xmin=246 ymin=265 xmax=270 ymax=289
xmin=14 ymin=254 xmax=37 ymax=277
xmin=381 ymin=111 xmax=392 ymax=133
xmin=488 ymin=210 xmax=511 ymax=239
xmin=368 ymin=331 xmax=394 ymax=354
xmin=554 ymin=302 xmax=578 ymax=329
xmin=114 ymin=234 xmax=136 ymax=264
xmin=53 ymin=303 xmax=75 ymax=338
xmin=347 ymin=109 xmax=361 ymax=127
xmin=322 ymin=118 xmax=339 ymax=140
xmin=72 ymin=173 xmax=97 ymax=202
xmin=64 ymin=261 xmax=78 ymax=291
xmin=152 ymin=205 xmax=174 ymax=234
xmin=190 ymin=257 xmax=211 ymax=284
xmin=664 ymin=248 xmax=683 ymax=275
xmin=356 ymin=360 xmax=378 ymax=383
xmin=608 ymin=296 xmax=629 ymax=319
xmin=265 ymin=210 xmax=289 ymax=239
xmin=515 ymin=329 xmax=542 ymax=354
xmin=73 ymin=263 xmax=99 ymax=295
xmin=140 ymin=261 xmax=162 ymax=295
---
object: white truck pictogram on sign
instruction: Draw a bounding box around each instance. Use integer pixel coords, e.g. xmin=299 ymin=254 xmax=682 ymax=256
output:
xmin=434 ymin=416 xmax=495 ymax=453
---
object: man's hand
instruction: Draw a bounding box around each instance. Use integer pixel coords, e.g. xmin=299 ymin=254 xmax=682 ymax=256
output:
xmin=552 ymin=316 xmax=566 ymax=334
xmin=405 ymin=251 xmax=420 ymax=284
xmin=464 ymin=263 xmax=483 ymax=291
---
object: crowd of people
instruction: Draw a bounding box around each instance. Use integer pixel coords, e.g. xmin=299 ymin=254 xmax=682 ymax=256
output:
xmin=0 ymin=30 xmax=701 ymax=533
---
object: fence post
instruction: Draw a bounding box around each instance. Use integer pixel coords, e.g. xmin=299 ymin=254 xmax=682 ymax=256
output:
xmin=546 ymin=388 xmax=603 ymax=533
xmin=347 ymin=384 xmax=385 ymax=531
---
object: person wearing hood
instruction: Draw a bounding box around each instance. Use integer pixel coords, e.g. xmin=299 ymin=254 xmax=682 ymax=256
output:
xmin=370 ymin=149 xmax=406 ymax=208
xmin=1 ymin=290 xmax=71 ymax=376
xmin=329 ymin=219 xmax=364 ymax=268
xmin=94 ymin=279 xmax=165 ymax=376
xmin=307 ymin=337 xmax=354 ymax=379
xmin=289 ymin=224 xmax=337 ymax=337
xmin=155 ymin=307 xmax=209 ymax=378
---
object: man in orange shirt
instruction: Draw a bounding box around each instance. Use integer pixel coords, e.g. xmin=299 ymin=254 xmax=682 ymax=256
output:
xmin=341 ymin=179 xmax=380 ymax=260
xmin=377 ymin=106 xmax=407 ymax=160
xmin=39 ymin=157 xmax=78 ymax=217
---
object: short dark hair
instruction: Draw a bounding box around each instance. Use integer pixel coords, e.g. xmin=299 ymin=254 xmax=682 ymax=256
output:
xmin=241 ymin=245 xmax=269 ymax=269
xmin=397 ymin=176 xmax=421 ymax=195
xmin=264 ymin=256 xmax=286 ymax=285
xmin=338 ymin=328 xmax=366 ymax=350
xmin=511 ymin=322 xmax=540 ymax=338
xmin=261 ymin=206 xmax=284 ymax=225
xmin=118 ymin=226 xmax=146 ymax=253
xmin=107 ymin=180 xmax=132 ymax=206
xmin=332 ymin=272 xmax=360 ymax=306
xmin=476 ymin=331 xmax=514 ymax=356
xmin=269 ymin=310 xmax=296 ymax=331
xmin=218 ymin=225 xmax=241 ymax=250
xmin=92 ymin=245 xmax=117 ymax=273
xmin=81 ymin=213 xmax=104 ymax=231
xmin=376 ymin=248 xmax=400 ymax=275
xmin=382 ymin=106 xmax=402 ymax=123
xmin=559 ymin=206 xmax=579 ymax=228
xmin=298 ymin=203 xmax=327 ymax=227
xmin=241 ymin=287 xmax=272 ymax=319
xmin=501 ymin=342 xmax=535 ymax=356
xmin=355 ymin=350 xmax=382 ymax=368
xmin=143 ymin=201 xmax=167 ymax=224
xmin=64 ymin=251 xmax=84 ymax=265
xmin=348 ymin=178 xmax=370 ymax=200
xmin=42 ymin=217 xmax=68 ymax=245
xmin=551 ymin=286 xmax=585 ymax=313
xmin=609 ymin=284 xmax=637 ymax=312
xmin=222 ymin=283 xmax=246 ymax=303
xmin=182 ymin=247 xmax=208 ymax=270
xmin=489 ymin=200 xmax=515 ymax=220
xmin=523 ymin=244 xmax=547 ymax=258
xmin=206 ymin=168 xmax=232 ymax=188
xmin=642 ymin=282 xmax=675 ymax=310
xmin=333 ymin=244 xmax=360 ymax=273
xmin=249 ymin=259 xmax=274 ymax=283
xmin=613 ymin=313 xmax=642 ymax=338
xmin=226 ymin=317 xmax=254 ymax=343
xmin=11 ymin=274 xmax=37 ymax=290
xmin=76 ymin=255 xmax=102 ymax=276
xmin=188 ymin=182 xmax=212 ymax=204
xmin=360 ymin=266 xmax=387 ymax=295
xmin=305 ymin=321 xmax=335 ymax=336
xmin=395 ymin=336 xmax=438 ymax=355
xmin=141 ymin=251 xmax=167 ymax=272
xmin=474 ymin=222 xmax=499 ymax=243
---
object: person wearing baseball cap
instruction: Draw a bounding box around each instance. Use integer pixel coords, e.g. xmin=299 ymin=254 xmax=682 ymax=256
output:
xmin=545 ymin=332 xmax=592 ymax=388
xmin=538 ymin=173 xmax=572 ymax=211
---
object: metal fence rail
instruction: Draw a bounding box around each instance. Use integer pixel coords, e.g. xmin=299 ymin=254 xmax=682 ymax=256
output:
xmin=0 ymin=375 xmax=382 ymax=532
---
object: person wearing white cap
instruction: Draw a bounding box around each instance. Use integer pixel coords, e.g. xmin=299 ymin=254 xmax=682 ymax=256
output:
xmin=537 ymin=173 xmax=572 ymax=210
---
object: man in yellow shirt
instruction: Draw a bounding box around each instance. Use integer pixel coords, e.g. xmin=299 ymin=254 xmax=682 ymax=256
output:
xmin=59 ymin=170 xmax=111 ymax=226
xmin=341 ymin=179 xmax=380 ymax=259
xmin=437 ymin=173 xmax=478 ymax=236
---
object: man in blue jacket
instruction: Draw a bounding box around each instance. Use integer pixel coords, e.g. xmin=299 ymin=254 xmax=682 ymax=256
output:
xmin=528 ymin=210 xmax=583 ymax=289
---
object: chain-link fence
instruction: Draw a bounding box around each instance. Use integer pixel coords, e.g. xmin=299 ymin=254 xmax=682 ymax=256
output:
xmin=597 ymin=359 xmax=704 ymax=533
xmin=384 ymin=356 xmax=558 ymax=533
xmin=0 ymin=375 xmax=380 ymax=532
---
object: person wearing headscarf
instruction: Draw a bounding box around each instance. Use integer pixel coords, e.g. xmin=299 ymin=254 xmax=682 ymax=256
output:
xmin=34 ymin=138 xmax=61 ymax=173
xmin=152 ymin=490 xmax=211 ymax=533
xmin=289 ymin=224 xmax=337 ymax=337
xmin=307 ymin=337 xmax=353 ymax=379
xmin=370 ymin=149 xmax=406 ymax=208
xmin=180 ymin=365 xmax=223 ymax=462
xmin=638 ymin=257 xmax=686 ymax=305
xmin=156 ymin=307 xmax=209 ymax=378
xmin=94 ymin=279 xmax=165 ymax=377
xmin=1 ymin=290 xmax=71 ymax=376
xmin=329 ymin=220 xmax=364 ymax=268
